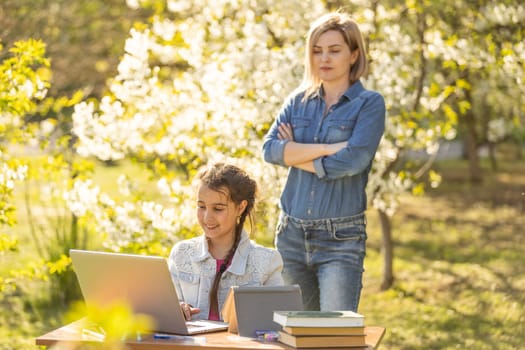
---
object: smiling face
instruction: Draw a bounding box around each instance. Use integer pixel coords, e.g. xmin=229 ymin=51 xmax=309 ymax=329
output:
xmin=196 ymin=184 xmax=246 ymax=244
xmin=313 ymin=29 xmax=359 ymax=87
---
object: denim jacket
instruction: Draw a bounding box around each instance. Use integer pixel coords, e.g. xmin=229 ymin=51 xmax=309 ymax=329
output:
xmin=262 ymin=80 xmax=386 ymax=219
xmin=168 ymin=230 xmax=284 ymax=320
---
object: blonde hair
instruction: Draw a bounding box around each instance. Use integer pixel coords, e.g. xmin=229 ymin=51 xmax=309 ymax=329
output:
xmin=301 ymin=12 xmax=368 ymax=99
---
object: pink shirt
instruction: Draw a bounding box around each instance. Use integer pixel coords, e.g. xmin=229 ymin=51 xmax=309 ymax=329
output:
xmin=208 ymin=258 xmax=231 ymax=321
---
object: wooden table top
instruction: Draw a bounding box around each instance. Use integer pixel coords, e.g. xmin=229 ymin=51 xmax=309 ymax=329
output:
xmin=36 ymin=319 xmax=385 ymax=349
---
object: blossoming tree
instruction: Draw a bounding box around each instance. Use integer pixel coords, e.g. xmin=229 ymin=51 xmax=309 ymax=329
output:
xmin=67 ymin=0 xmax=524 ymax=288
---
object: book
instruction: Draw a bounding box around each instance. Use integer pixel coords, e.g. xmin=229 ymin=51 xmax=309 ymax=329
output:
xmin=277 ymin=331 xmax=366 ymax=348
xmin=282 ymin=325 xmax=365 ymax=336
xmin=273 ymin=311 xmax=365 ymax=328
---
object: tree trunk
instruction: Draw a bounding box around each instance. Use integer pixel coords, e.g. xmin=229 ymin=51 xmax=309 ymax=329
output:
xmin=514 ymin=139 xmax=523 ymax=160
xmin=377 ymin=209 xmax=394 ymax=290
xmin=488 ymin=142 xmax=498 ymax=171
xmin=462 ymin=88 xmax=483 ymax=182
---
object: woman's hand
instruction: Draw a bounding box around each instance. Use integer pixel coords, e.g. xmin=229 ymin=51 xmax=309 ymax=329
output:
xmin=277 ymin=123 xmax=294 ymax=141
xmin=180 ymin=302 xmax=201 ymax=321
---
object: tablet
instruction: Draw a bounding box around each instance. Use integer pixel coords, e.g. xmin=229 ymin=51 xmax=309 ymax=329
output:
xmin=221 ymin=285 xmax=303 ymax=337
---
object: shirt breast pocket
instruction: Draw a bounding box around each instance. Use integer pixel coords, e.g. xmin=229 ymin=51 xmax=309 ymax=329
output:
xmin=326 ymin=117 xmax=357 ymax=143
xmin=177 ymin=271 xmax=200 ymax=306
xmin=290 ymin=116 xmax=311 ymax=142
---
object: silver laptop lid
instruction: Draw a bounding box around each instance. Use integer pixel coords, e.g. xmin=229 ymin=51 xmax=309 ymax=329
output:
xmin=69 ymin=249 xmax=227 ymax=335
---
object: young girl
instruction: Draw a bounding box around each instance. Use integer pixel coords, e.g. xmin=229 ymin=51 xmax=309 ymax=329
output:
xmin=168 ymin=163 xmax=284 ymax=320
xmin=262 ymin=12 xmax=386 ymax=312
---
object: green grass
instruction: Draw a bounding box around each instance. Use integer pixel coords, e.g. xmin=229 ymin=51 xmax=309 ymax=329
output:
xmin=1 ymin=157 xmax=524 ymax=349
xmin=360 ymin=159 xmax=525 ymax=349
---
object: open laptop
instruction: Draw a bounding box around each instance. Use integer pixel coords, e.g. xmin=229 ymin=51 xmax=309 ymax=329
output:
xmin=221 ymin=285 xmax=303 ymax=337
xmin=69 ymin=249 xmax=228 ymax=335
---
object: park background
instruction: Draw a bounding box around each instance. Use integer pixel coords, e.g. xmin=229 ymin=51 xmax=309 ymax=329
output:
xmin=1 ymin=0 xmax=524 ymax=349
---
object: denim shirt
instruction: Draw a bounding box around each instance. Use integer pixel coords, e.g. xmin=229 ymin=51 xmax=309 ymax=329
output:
xmin=262 ymin=80 xmax=385 ymax=219
xmin=168 ymin=230 xmax=284 ymax=320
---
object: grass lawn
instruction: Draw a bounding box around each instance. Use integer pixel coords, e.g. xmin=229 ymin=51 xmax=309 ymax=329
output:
xmin=360 ymin=159 xmax=525 ymax=349
xmin=1 ymin=157 xmax=524 ymax=349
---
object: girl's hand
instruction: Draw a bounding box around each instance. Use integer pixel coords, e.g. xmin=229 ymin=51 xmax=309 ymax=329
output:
xmin=277 ymin=123 xmax=294 ymax=141
xmin=180 ymin=302 xmax=201 ymax=321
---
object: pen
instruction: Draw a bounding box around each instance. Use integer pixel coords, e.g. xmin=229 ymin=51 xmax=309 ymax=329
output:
xmin=154 ymin=334 xmax=185 ymax=340
xmin=153 ymin=333 xmax=207 ymax=345
xmin=153 ymin=333 xmax=197 ymax=340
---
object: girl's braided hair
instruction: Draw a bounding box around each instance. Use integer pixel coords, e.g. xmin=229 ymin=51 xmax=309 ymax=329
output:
xmin=195 ymin=163 xmax=258 ymax=317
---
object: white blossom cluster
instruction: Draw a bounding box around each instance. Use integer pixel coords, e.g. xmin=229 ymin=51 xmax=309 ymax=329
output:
xmin=0 ymin=163 xmax=27 ymax=225
xmin=69 ymin=0 xmax=327 ymax=247
xmin=477 ymin=3 xmax=525 ymax=28
xmin=67 ymin=0 xmax=523 ymax=248
xmin=362 ymin=4 xmax=458 ymax=215
xmin=1 ymin=70 xmax=49 ymax=143
xmin=0 ymin=163 xmax=27 ymax=192
xmin=63 ymin=178 xmax=194 ymax=251
xmin=487 ymin=118 xmax=508 ymax=143
xmin=68 ymin=1 xmax=437 ymax=248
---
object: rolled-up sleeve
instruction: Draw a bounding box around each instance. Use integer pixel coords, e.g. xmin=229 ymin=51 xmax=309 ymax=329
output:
xmin=313 ymin=157 xmax=326 ymax=179
xmin=263 ymin=138 xmax=289 ymax=166
xmin=262 ymin=96 xmax=295 ymax=167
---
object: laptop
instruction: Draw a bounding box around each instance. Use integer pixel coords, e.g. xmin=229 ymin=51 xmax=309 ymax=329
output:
xmin=69 ymin=249 xmax=228 ymax=335
xmin=221 ymin=285 xmax=303 ymax=337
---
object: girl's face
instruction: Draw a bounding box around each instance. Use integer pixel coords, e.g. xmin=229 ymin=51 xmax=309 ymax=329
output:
xmin=197 ymin=185 xmax=246 ymax=243
xmin=312 ymin=29 xmax=358 ymax=86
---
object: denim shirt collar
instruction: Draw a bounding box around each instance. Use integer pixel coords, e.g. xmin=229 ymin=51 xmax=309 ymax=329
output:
xmin=313 ymin=80 xmax=365 ymax=102
xmin=192 ymin=230 xmax=250 ymax=275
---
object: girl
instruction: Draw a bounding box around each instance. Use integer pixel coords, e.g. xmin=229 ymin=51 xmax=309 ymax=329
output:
xmin=168 ymin=163 xmax=284 ymax=320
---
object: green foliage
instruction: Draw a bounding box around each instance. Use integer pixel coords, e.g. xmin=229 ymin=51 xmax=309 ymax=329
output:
xmin=1 ymin=38 xmax=50 ymax=297
xmin=0 ymin=37 xmax=94 ymax=306
xmin=0 ymin=39 xmax=49 ymax=116
xmin=63 ymin=301 xmax=154 ymax=349
xmin=0 ymin=0 xmax=152 ymax=99
xmin=0 ymin=233 xmax=17 ymax=252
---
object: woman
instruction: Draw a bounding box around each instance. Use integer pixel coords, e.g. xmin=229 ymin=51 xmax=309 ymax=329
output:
xmin=262 ymin=12 xmax=385 ymax=312
xmin=168 ymin=163 xmax=284 ymax=321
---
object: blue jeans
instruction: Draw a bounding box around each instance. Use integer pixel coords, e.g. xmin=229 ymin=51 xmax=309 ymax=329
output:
xmin=275 ymin=212 xmax=367 ymax=312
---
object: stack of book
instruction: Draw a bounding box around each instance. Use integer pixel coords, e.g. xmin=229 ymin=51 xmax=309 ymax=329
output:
xmin=273 ymin=310 xmax=367 ymax=348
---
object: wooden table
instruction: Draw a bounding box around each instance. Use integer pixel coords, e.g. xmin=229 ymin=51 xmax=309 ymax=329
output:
xmin=36 ymin=319 xmax=385 ymax=349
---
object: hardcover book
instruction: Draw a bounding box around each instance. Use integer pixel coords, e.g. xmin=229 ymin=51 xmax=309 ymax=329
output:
xmin=277 ymin=331 xmax=366 ymax=348
xmin=282 ymin=325 xmax=366 ymax=336
xmin=273 ymin=311 xmax=365 ymax=328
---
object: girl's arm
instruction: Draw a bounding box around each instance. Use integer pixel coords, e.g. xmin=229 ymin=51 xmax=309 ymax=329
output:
xmin=263 ymin=250 xmax=285 ymax=286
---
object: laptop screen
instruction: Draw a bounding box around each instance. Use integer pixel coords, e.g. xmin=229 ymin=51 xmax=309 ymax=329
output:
xmin=69 ymin=249 xmax=227 ymax=335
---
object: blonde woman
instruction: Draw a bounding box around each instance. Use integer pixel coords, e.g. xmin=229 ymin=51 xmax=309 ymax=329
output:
xmin=262 ymin=12 xmax=385 ymax=312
